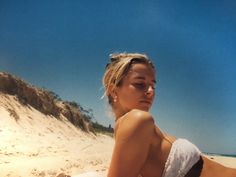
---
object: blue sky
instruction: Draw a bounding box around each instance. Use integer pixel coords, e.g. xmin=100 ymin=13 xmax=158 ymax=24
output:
xmin=0 ymin=0 xmax=235 ymax=155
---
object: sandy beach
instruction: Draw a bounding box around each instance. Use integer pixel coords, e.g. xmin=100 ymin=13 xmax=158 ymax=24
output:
xmin=1 ymin=94 xmax=236 ymax=177
xmin=205 ymin=155 xmax=236 ymax=169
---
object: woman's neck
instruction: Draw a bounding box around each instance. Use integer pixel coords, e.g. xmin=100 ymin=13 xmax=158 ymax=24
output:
xmin=114 ymin=108 xmax=130 ymax=121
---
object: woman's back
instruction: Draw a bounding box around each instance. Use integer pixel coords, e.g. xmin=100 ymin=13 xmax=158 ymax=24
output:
xmin=198 ymin=156 xmax=236 ymax=177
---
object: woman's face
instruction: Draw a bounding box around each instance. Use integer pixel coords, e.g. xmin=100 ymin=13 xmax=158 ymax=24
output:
xmin=114 ymin=63 xmax=156 ymax=115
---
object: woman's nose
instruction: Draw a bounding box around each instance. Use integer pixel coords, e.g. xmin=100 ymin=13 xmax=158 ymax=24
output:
xmin=145 ymin=85 xmax=155 ymax=97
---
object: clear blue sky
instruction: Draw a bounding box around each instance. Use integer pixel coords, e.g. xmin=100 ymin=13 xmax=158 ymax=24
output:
xmin=0 ymin=0 xmax=235 ymax=155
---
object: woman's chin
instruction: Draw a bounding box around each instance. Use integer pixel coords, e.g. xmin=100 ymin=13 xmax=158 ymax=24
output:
xmin=136 ymin=106 xmax=151 ymax=112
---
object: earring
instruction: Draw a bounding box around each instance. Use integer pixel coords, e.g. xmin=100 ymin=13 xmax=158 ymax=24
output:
xmin=114 ymin=96 xmax=117 ymax=103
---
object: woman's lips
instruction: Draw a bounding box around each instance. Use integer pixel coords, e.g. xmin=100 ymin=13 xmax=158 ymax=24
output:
xmin=140 ymin=100 xmax=152 ymax=104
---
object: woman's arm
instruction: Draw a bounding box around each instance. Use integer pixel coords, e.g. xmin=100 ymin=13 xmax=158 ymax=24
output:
xmin=108 ymin=109 xmax=155 ymax=177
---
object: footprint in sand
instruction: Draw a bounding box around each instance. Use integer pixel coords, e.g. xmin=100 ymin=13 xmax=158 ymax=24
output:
xmin=38 ymin=133 xmax=44 ymax=137
xmin=32 ymin=169 xmax=57 ymax=177
xmin=56 ymin=173 xmax=71 ymax=177
xmin=38 ymin=171 xmax=46 ymax=177
xmin=6 ymin=173 xmax=13 ymax=177
xmin=4 ymin=152 xmax=14 ymax=156
xmin=29 ymin=152 xmax=39 ymax=157
xmin=90 ymin=160 xmax=102 ymax=166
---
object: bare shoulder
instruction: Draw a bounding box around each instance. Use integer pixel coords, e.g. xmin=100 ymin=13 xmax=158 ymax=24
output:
xmin=126 ymin=109 xmax=154 ymax=124
xmin=115 ymin=109 xmax=155 ymax=140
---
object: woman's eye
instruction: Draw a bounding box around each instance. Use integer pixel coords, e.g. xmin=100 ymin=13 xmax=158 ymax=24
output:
xmin=133 ymin=83 xmax=146 ymax=89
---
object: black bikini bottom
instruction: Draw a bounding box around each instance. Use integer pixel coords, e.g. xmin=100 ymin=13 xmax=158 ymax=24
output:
xmin=185 ymin=156 xmax=203 ymax=177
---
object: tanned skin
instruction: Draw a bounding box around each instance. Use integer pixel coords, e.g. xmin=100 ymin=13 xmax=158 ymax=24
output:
xmin=108 ymin=63 xmax=236 ymax=177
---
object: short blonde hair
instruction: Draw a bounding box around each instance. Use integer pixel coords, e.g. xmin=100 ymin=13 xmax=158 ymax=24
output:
xmin=102 ymin=53 xmax=155 ymax=106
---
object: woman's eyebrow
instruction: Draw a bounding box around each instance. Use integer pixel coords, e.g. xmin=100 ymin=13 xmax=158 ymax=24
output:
xmin=133 ymin=76 xmax=156 ymax=83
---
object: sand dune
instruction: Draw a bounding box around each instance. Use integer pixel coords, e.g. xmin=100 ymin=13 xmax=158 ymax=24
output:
xmin=0 ymin=93 xmax=114 ymax=177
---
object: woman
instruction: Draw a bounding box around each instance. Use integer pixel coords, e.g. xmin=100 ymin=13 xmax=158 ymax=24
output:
xmin=102 ymin=53 xmax=236 ymax=177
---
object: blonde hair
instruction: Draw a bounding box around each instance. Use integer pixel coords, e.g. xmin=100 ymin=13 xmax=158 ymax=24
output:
xmin=102 ymin=52 xmax=155 ymax=106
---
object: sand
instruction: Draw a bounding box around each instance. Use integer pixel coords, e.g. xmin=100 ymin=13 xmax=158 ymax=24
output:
xmin=0 ymin=94 xmax=235 ymax=177
xmin=0 ymin=94 xmax=114 ymax=177
xmin=205 ymin=155 xmax=236 ymax=169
